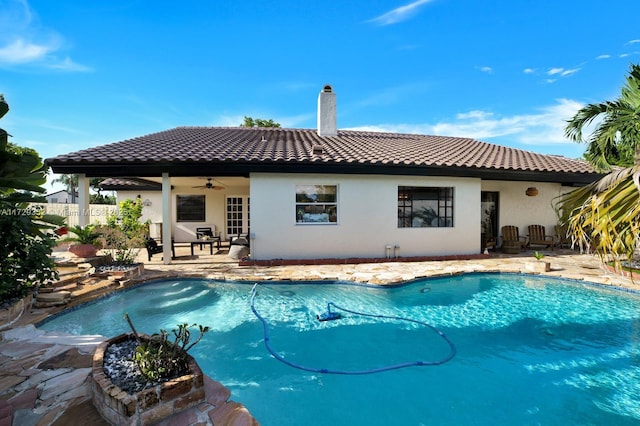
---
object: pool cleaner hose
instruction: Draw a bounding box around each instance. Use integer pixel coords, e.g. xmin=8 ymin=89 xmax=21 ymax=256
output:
xmin=250 ymin=283 xmax=456 ymax=375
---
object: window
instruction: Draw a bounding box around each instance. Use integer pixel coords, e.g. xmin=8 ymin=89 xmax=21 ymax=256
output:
xmin=176 ymin=195 xmax=205 ymax=222
xmin=398 ymin=186 xmax=453 ymax=228
xmin=296 ymin=185 xmax=338 ymax=224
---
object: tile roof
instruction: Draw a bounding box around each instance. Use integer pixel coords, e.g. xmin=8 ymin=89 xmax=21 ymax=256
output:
xmin=46 ymin=126 xmax=599 ymax=183
xmin=98 ymin=177 xmax=162 ymax=191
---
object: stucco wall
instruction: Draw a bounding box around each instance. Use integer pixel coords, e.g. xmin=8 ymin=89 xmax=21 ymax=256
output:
xmin=250 ymin=173 xmax=481 ymax=260
xmin=115 ymin=184 xmax=249 ymax=242
xmin=481 ymin=180 xmax=570 ymax=244
xmin=115 ymin=176 xmax=576 ymax=259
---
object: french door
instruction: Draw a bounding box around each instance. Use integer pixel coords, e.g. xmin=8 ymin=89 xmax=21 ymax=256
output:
xmin=225 ymin=196 xmax=250 ymax=238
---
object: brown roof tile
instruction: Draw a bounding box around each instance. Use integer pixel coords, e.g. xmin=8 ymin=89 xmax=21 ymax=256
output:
xmin=46 ymin=126 xmax=599 ymax=181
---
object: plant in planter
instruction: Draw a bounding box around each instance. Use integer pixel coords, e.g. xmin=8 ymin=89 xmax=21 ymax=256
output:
xmin=91 ymin=314 xmax=210 ymax=425
xmin=124 ymin=313 xmax=210 ymax=384
xmin=66 ymin=224 xmax=102 ymax=258
xmin=525 ymin=251 xmax=551 ymax=273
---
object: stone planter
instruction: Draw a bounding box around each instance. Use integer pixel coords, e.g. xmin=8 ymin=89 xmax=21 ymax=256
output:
xmin=524 ymin=260 xmax=551 ymax=273
xmin=69 ymin=243 xmax=99 ymax=258
xmin=90 ymin=333 xmax=205 ymax=426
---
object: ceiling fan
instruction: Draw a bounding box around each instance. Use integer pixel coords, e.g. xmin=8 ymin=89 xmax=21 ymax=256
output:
xmin=192 ymin=178 xmax=224 ymax=190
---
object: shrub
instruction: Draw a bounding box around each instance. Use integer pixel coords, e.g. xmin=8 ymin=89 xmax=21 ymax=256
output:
xmin=0 ymin=95 xmax=64 ymax=302
xmin=101 ymin=198 xmax=148 ymax=265
xmin=124 ymin=314 xmax=210 ymax=381
xmin=66 ymin=224 xmax=101 ymax=245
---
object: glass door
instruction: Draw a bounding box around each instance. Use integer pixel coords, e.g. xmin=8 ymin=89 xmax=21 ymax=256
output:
xmin=481 ymin=191 xmax=499 ymax=250
xmin=225 ymin=196 xmax=250 ymax=239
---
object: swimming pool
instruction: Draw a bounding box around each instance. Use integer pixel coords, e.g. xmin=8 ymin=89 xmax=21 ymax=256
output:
xmin=39 ymin=273 xmax=640 ymax=425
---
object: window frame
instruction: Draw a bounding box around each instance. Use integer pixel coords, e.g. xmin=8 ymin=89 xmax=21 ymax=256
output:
xmin=295 ymin=184 xmax=338 ymax=225
xmin=176 ymin=194 xmax=206 ymax=222
xmin=398 ymin=186 xmax=454 ymax=228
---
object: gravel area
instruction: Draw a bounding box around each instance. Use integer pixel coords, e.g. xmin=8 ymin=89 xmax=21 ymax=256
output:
xmin=103 ymin=338 xmax=158 ymax=393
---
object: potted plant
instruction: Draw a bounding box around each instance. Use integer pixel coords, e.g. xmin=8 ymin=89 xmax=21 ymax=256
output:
xmin=67 ymin=224 xmax=102 ymax=258
xmin=90 ymin=314 xmax=210 ymax=425
xmin=525 ymin=251 xmax=551 ymax=273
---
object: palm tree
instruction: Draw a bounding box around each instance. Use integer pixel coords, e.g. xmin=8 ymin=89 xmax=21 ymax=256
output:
xmin=557 ymin=63 xmax=640 ymax=265
xmin=51 ymin=173 xmax=78 ymax=203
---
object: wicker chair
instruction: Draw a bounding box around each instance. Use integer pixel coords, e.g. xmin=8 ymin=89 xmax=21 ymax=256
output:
xmin=500 ymin=226 xmax=527 ymax=253
xmin=527 ymin=225 xmax=554 ymax=250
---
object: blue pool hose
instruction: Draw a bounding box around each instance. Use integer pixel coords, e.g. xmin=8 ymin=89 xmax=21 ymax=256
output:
xmin=250 ymin=283 xmax=456 ymax=375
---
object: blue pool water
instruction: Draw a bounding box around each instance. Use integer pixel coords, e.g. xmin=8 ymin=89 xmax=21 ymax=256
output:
xmin=39 ymin=274 xmax=640 ymax=425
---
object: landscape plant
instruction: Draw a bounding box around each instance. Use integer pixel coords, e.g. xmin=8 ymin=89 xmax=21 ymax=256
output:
xmin=66 ymin=224 xmax=101 ymax=245
xmin=124 ymin=313 xmax=210 ymax=382
xmin=557 ymin=63 xmax=640 ymax=268
xmin=101 ymin=197 xmax=148 ymax=265
xmin=0 ymin=94 xmax=65 ymax=302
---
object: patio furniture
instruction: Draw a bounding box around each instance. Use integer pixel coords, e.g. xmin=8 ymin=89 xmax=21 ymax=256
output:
xmin=527 ymin=225 xmax=554 ymax=250
xmin=500 ymin=226 xmax=526 ymax=253
xmin=191 ymin=240 xmax=216 ymax=256
xmin=482 ymin=235 xmax=497 ymax=251
xmin=195 ymin=227 xmax=213 ymax=247
xmin=145 ymin=237 xmax=175 ymax=261
xmin=228 ymin=230 xmax=250 ymax=260
xmin=194 ymin=226 xmax=221 ymax=251
xmin=554 ymin=224 xmax=572 ymax=248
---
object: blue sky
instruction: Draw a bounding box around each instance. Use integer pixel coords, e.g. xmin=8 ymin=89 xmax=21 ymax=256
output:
xmin=1 ymin=0 xmax=640 ymax=191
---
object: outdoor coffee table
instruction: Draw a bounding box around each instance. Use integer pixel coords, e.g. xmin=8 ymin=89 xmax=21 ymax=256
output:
xmin=190 ymin=237 xmax=221 ymax=256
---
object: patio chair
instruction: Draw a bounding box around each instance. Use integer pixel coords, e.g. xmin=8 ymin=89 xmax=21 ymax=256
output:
xmin=230 ymin=229 xmax=250 ymax=247
xmin=195 ymin=227 xmax=218 ymax=250
xmin=527 ymin=225 xmax=554 ymax=250
xmin=500 ymin=226 xmax=527 ymax=253
xmin=196 ymin=227 xmax=214 ymax=239
xmin=145 ymin=237 xmax=175 ymax=261
xmin=554 ymin=224 xmax=572 ymax=248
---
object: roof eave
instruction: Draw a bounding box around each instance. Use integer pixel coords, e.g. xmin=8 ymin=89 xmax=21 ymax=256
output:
xmin=46 ymin=160 xmax=603 ymax=186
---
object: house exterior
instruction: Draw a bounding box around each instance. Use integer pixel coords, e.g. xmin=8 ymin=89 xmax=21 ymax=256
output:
xmin=46 ymin=85 xmax=602 ymax=263
xmin=45 ymin=189 xmax=77 ymax=204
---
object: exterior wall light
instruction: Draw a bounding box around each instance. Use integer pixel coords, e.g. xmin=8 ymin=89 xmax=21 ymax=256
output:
xmin=525 ymin=187 xmax=539 ymax=197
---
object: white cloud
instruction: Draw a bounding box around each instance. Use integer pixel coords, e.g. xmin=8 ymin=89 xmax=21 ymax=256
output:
xmin=523 ymin=68 xmax=535 ymax=74
xmin=478 ymin=66 xmax=493 ymax=74
xmin=627 ymin=39 xmax=640 ymax=45
xmin=0 ymin=0 xmax=89 ymax=71
xmin=456 ymin=110 xmax=493 ymax=120
xmin=596 ymin=54 xmax=611 ymax=60
xmin=348 ymin=99 xmax=585 ymax=146
xmin=560 ymin=68 xmax=580 ymax=77
xmin=368 ymin=0 xmax=435 ymax=26
xmin=544 ymin=67 xmax=580 ymax=81
xmin=47 ymin=56 xmax=92 ymax=72
xmin=0 ymin=38 xmax=53 ymax=63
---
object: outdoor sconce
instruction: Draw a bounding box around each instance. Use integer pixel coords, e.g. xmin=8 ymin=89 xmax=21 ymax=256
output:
xmin=143 ymin=199 xmax=152 ymax=207
xmin=525 ymin=187 xmax=539 ymax=197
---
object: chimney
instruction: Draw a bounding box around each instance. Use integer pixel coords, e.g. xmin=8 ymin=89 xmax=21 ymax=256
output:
xmin=317 ymin=85 xmax=337 ymax=136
